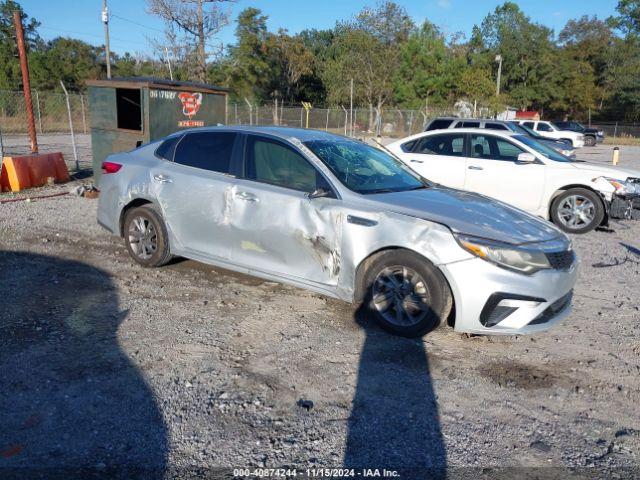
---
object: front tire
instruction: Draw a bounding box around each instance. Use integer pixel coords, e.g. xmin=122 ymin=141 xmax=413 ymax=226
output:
xmin=123 ymin=205 xmax=172 ymax=267
xmin=584 ymin=136 xmax=596 ymax=147
xmin=360 ymin=250 xmax=452 ymax=338
xmin=550 ymin=188 xmax=604 ymax=234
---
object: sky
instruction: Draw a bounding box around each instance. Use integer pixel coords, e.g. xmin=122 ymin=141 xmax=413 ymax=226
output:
xmin=20 ymin=0 xmax=620 ymax=56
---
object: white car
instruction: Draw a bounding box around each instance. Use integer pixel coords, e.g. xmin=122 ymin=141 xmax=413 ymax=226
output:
xmin=387 ymin=129 xmax=640 ymax=234
xmin=517 ymin=120 xmax=585 ymax=148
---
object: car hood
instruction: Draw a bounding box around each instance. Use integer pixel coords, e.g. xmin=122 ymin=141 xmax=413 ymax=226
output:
xmin=367 ymin=187 xmax=563 ymax=245
xmin=569 ymin=162 xmax=640 ymax=180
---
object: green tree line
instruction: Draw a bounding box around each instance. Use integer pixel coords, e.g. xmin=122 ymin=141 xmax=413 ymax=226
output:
xmin=1 ymin=0 xmax=639 ymax=121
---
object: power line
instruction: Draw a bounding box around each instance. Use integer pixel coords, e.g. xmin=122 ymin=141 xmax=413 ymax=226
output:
xmin=39 ymin=25 xmax=150 ymax=46
xmin=110 ymin=13 xmax=165 ymax=33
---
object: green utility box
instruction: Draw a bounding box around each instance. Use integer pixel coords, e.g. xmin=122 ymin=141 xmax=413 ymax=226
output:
xmin=87 ymin=77 xmax=228 ymax=184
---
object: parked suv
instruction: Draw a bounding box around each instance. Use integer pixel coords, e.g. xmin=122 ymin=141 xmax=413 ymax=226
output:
xmin=98 ymin=126 xmax=578 ymax=336
xmin=424 ymin=117 xmax=575 ymax=158
xmin=517 ymin=120 xmax=585 ymax=148
xmin=552 ymin=121 xmax=604 ymax=146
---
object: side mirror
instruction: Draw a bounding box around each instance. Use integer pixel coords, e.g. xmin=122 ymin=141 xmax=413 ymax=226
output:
xmin=517 ymin=152 xmax=537 ymax=163
xmin=307 ymin=188 xmax=334 ymax=199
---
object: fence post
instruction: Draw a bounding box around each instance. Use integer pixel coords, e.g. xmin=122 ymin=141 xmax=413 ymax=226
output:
xmin=80 ymin=94 xmax=87 ymax=134
xmin=234 ymin=103 xmax=238 ymax=124
xmin=256 ymin=105 xmax=259 ymax=124
xmin=300 ymin=107 xmax=303 ymax=127
xmin=341 ymin=105 xmax=348 ymax=136
xmin=613 ymin=121 xmax=618 ymax=139
xmin=325 ymin=108 xmax=330 ymax=131
xmin=34 ymin=89 xmax=43 ymax=134
xmin=59 ymin=81 xmax=79 ymax=171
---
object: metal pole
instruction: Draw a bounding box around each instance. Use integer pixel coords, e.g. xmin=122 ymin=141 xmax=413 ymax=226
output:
xmin=164 ymin=46 xmax=173 ymax=80
xmin=80 ymin=94 xmax=87 ymax=134
xmin=325 ymin=108 xmax=330 ymax=131
xmin=588 ymin=107 xmax=591 ymax=128
xmin=34 ymin=89 xmax=43 ymax=133
xmin=349 ymin=78 xmax=354 ymax=137
xmin=341 ymin=105 xmax=348 ymax=136
xmin=102 ymin=0 xmax=111 ymax=78
xmin=495 ymin=54 xmax=502 ymax=97
xmin=614 ymin=121 xmax=618 ymax=139
xmin=60 ymin=81 xmax=79 ymax=171
xmin=13 ymin=11 xmax=38 ymax=154
xmin=234 ymin=103 xmax=238 ymax=124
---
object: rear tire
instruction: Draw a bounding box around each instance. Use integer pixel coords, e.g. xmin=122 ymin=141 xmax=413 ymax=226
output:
xmin=550 ymin=188 xmax=604 ymax=234
xmin=123 ymin=205 xmax=172 ymax=267
xmin=360 ymin=250 xmax=452 ymax=338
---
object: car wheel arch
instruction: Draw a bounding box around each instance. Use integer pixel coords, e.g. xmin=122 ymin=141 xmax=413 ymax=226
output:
xmin=548 ymin=184 xmax=607 ymax=225
xmin=352 ymin=246 xmax=456 ymax=326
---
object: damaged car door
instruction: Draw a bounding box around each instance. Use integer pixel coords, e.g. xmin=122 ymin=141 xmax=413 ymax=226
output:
xmin=229 ymin=134 xmax=343 ymax=287
xmin=151 ymin=131 xmax=240 ymax=259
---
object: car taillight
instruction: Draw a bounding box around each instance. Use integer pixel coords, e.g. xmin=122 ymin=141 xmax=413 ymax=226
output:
xmin=102 ymin=161 xmax=122 ymax=174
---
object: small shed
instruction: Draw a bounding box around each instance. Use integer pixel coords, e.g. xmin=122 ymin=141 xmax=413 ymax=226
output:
xmin=86 ymin=77 xmax=228 ymax=183
xmin=515 ymin=110 xmax=541 ymax=121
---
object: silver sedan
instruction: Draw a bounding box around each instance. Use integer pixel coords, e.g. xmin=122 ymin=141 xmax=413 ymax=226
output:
xmin=97 ymin=126 xmax=578 ymax=337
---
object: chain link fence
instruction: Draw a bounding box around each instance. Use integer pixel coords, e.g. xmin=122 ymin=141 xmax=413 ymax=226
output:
xmin=0 ymin=89 xmax=91 ymax=172
xmin=228 ymin=103 xmax=457 ymax=138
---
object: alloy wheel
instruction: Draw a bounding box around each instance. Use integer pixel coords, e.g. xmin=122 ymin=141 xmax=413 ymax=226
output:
xmin=372 ymin=265 xmax=431 ymax=327
xmin=557 ymin=195 xmax=596 ymax=230
xmin=128 ymin=216 xmax=158 ymax=260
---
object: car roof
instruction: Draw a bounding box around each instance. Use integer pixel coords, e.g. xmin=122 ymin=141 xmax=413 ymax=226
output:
xmin=430 ymin=117 xmax=510 ymax=123
xmin=168 ymin=125 xmax=344 ymax=142
xmin=395 ymin=128 xmax=519 ymax=143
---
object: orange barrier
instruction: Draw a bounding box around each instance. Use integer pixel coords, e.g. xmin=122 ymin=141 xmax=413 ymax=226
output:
xmin=0 ymin=153 xmax=69 ymax=192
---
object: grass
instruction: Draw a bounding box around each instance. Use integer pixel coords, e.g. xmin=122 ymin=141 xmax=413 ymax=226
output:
xmin=604 ymin=135 xmax=640 ymax=146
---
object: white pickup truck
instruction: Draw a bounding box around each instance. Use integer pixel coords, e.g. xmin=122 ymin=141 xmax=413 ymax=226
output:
xmin=517 ymin=120 xmax=585 ymax=148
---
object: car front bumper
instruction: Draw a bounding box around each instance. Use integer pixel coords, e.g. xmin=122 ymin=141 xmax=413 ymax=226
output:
xmin=440 ymin=256 xmax=578 ymax=335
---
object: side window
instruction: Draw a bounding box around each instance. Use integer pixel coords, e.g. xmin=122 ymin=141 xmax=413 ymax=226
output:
xmin=401 ymin=140 xmax=417 ymax=152
xmin=485 ymin=123 xmax=508 ymax=131
xmin=426 ymin=119 xmax=454 ymax=131
xmin=155 ymin=135 xmax=181 ymax=161
xmin=454 ymin=121 xmax=479 ymax=128
xmin=537 ymin=123 xmax=552 ymax=132
xmin=246 ymin=136 xmax=320 ymax=192
xmin=523 ymin=122 xmax=535 ymax=129
xmin=471 ymin=134 xmax=525 ymax=161
xmin=173 ymin=132 xmax=237 ymax=174
xmin=415 ymin=134 xmax=465 ymax=157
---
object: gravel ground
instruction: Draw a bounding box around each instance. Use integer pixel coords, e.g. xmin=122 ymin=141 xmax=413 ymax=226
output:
xmin=0 ymin=144 xmax=639 ymax=479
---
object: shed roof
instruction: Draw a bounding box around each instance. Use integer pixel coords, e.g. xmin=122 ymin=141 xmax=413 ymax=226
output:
xmin=86 ymin=77 xmax=229 ymax=94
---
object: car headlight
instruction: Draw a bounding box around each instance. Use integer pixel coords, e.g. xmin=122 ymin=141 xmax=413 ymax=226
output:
xmin=561 ymin=149 xmax=573 ymax=156
xmin=594 ymin=177 xmax=640 ymax=196
xmin=455 ymin=234 xmax=552 ymax=275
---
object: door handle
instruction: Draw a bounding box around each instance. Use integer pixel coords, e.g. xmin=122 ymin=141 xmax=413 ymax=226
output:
xmin=235 ymin=191 xmax=259 ymax=202
xmin=468 ymin=166 xmax=484 ymax=171
xmin=153 ymin=174 xmax=173 ymax=183
xmin=410 ymin=159 xmax=424 ymax=164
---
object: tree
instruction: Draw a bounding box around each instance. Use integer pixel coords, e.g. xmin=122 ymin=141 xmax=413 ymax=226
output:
xmin=226 ymin=8 xmax=272 ymax=102
xmin=393 ymin=21 xmax=453 ymax=108
xmin=147 ymin=0 xmax=231 ymax=82
xmin=479 ymin=2 xmax=556 ymax=110
xmin=612 ymin=0 xmax=640 ymax=34
xmin=0 ymin=0 xmax=42 ymax=89
xmin=270 ymin=30 xmax=314 ymax=102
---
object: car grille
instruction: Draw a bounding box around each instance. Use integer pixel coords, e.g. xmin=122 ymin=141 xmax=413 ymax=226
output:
xmin=529 ymin=290 xmax=573 ymax=325
xmin=545 ymin=250 xmax=575 ymax=271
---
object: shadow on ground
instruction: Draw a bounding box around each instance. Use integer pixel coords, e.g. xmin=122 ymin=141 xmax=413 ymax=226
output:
xmin=0 ymin=251 xmax=167 ymax=479
xmin=344 ymin=306 xmax=446 ymax=476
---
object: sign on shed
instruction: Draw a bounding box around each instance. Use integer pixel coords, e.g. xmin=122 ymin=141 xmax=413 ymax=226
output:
xmin=86 ymin=77 xmax=228 ymax=184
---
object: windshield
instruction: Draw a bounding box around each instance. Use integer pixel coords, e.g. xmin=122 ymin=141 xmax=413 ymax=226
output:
xmin=513 ymin=135 xmax=574 ymax=162
xmin=511 ymin=122 xmax=544 ymax=139
xmin=303 ymin=139 xmax=426 ymax=194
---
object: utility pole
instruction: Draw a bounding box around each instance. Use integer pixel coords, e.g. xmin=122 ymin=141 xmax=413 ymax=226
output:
xmin=13 ymin=10 xmax=38 ymax=153
xmin=102 ymin=0 xmax=111 ymax=78
xmin=495 ymin=54 xmax=502 ymax=97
